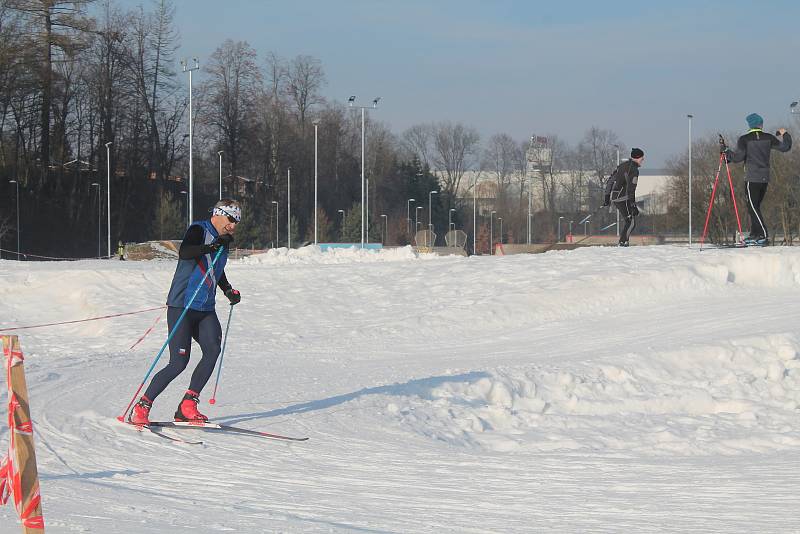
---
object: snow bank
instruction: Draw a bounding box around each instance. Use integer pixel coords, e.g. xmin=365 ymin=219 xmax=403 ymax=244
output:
xmin=239 ymin=244 xmax=432 ymax=265
xmin=4 ymin=245 xmax=800 ymax=532
xmin=370 ymin=334 xmax=800 ymax=456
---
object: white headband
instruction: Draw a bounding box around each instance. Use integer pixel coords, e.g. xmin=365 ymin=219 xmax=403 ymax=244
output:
xmin=213 ymin=205 xmax=241 ymax=222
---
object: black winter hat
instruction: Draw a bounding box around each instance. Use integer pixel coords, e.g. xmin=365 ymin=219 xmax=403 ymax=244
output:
xmin=630 ymin=148 xmax=644 ymax=159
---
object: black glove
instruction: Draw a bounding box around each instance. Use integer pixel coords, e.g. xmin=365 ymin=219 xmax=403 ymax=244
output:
xmin=201 ymin=234 xmax=233 ymax=254
xmin=718 ymin=133 xmax=728 ymax=153
xmin=629 ymin=203 xmax=639 ymax=217
xmin=602 ymin=194 xmax=610 ymax=207
xmin=224 ymin=287 xmax=241 ymax=305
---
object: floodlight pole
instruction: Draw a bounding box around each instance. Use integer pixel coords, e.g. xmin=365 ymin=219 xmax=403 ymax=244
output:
xmin=218 ymin=151 xmax=224 ymax=200
xmin=348 ymin=96 xmax=381 ymax=248
xmin=688 ymin=114 xmax=693 ymax=247
xmin=182 ymin=57 xmax=199 ymax=224
xmin=313 ymin=119 xmax=320 ymax=244
xmin=105 ymin=141 xmax=112 ymax=256
xmin=613 ymin=144 xmax=620 ymax=238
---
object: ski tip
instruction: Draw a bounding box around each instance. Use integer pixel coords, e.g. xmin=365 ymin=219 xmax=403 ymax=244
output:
xmin=115 ymin=415 xmax=125 ymax=422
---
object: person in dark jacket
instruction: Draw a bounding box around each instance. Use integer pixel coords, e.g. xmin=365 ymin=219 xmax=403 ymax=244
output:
xmin=725 ymin=113 xmax=792 ymax=246
xmin=129 ymin=199 xmax=243 ymax=425
xmin=603 ymin=147 xmax=644 ymax=246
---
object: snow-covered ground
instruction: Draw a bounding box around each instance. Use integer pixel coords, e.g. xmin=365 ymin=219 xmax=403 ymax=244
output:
xmin=3 ymin=244 xmax=800 ymax=533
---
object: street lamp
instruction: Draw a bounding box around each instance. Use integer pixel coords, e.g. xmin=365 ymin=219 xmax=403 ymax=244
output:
xmin=271 ymin=200 xmax=279 ymax=247
xmin=612 ymin=143 xmax=620 ymax=239
xmin=558 ymin=216 xmax=565 ymax=242
xmin=527 ymin=187 xmax=532 ymax=245
xmin=91 ymin=182 xmax=100 ymax=257
xmin=8 ymin=180 xmax=19 ymax=260
xmin=407 ymin=198 xmax=415 ymax=235
xmin=348 ymin=95 xmax=381 ymax=247
xmin=498 ymin=217 xmax=503 ymax=245
xmin=449 ymin=208 xmax=456 ymax=234
xmin=428 ymin=189 xmax=438 ymax=233
xmin=381 ymin=214 xmax=387 ymax=244
xmin=218 ymin=150 xmax=224 ymax=200
xmin=287 ymin=167 xmax=291 ymax=248
xmin=180 ymin=190 xmax=188 ymax=227
xmin=181 ymin=57 xmax=199 ymax=223
xmin=489 ymin=211 xmax=497 ymax=253
xmin=104 ymin=141 xmax=112 ymax=256
xmin=313 ymin=119 xmax=320 ymax=245
xmin=473 ymin=176 xmax=478 ymax=254
xmin=688 ymin=114 xmax=693 ymax=246
xmin=415 ymin=206 xmax=423 ymax=237
xmin=338 ymin=209 xmax=345 ymax=240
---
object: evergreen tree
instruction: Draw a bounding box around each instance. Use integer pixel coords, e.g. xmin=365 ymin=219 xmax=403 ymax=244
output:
xmin=288 ymin=215 xmax=300 ymax=247
xmin=476 ymin=223 xmax=490 ymax=255
xmin=341 ymin=203 xmax=362 ymax=242
xmin=304 ymin=207 xmax=334 ymax=243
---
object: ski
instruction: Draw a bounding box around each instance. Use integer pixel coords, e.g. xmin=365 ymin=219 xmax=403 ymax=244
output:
xmin=147 ymin=421 xmax=309 ymax=442
xmin=120 ymin=420 xmax=204 ymax=445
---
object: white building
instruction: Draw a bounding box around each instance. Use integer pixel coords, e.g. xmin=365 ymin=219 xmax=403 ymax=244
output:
xmin=444 ymin=167 xmax=674 ymax=215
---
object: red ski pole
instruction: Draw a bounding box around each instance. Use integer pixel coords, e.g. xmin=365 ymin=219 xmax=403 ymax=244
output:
xmin=209 ymin=305 xmax=234 ymax=405
xmin=699 ymin=152 xmax=724 ymax=248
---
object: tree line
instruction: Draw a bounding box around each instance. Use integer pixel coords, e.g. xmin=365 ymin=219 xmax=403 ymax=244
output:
xmin=1 ymin=0 xmax=798 ymax=259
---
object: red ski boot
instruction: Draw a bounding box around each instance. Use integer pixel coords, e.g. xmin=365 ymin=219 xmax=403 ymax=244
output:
xmin=174 ymin=390 xmax=208 ymax=422
xmin=129 ymin=396 xmax=152 ymax=425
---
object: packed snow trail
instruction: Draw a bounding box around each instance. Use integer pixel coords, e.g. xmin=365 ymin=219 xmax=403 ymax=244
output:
xmin=2 ymin=245 xmax=800 ymax=532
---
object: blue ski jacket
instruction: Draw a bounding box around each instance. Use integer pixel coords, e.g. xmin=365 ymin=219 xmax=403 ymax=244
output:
xmin=166 ymin=220 xmax=229 ymax=311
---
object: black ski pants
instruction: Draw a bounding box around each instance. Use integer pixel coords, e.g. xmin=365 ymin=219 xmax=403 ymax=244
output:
xmin=616 ymin=202 xmax=637 ymax=244
xmin=745 ymin=181 xmax=768 ymax=238
xmin=144 ymin=306 xmax=222 ymax=402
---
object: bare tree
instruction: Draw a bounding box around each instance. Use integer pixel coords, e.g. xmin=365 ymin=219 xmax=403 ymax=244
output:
xmin=482 ymin=133 xmax=519 ymax=202
xmin=285 ymin=54 xmax=325 ymax=135
xmin=263 ymin=52 xmax=287 ymax=182
xmin=401 ymin=123 xmax=433 ymax=169
xmin=579 ymin=126 xmax=623 ymax=181
xmin=431 ymin=121 xmax=480 ymax=202
xmin=7 ymin=0 xmax=94 ymax=186
xmin=202 ymin=39 xmax=262 ymax=177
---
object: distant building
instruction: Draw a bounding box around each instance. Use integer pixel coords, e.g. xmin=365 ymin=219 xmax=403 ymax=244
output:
xmin=635 ymin=168 xmax=672 ymax=215
xmin=445 ymin=166 xmax=674 ymax=215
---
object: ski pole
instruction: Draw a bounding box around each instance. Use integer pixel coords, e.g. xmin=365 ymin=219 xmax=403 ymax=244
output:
xmin=209 ymin=304 xmax=233 ymax=405
xmin=699 ymin=152 xmax=724 ymax=248
xmin=117 ymin=247 xmax=225 ymax=422
xmin=578 ymin=204 xmax=605 ymax=225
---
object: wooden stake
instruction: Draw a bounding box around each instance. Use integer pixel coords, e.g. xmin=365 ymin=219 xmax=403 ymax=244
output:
xmin=2 ymin=335 xmax=45 ymax=533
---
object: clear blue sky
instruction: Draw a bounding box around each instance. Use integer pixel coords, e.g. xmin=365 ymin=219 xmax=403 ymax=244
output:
xmin=158 ymin=0 xmax=800 ymax=167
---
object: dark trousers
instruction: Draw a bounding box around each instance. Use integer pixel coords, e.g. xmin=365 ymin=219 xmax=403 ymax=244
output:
xmin=144 ymin=306 xmax=222 ymax=402
xmin=616 ymin=202 xmax=637 ymax=244
xmin=745 ymin=181 xmax=768 ymax=238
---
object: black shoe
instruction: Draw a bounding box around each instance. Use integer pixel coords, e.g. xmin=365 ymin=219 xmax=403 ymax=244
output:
xmin=618 ymin=241 xmax=629 ymax=247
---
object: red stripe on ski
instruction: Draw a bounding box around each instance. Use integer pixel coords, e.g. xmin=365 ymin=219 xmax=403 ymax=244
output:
xmin=148 ymin=421 xmax=309 ymax=441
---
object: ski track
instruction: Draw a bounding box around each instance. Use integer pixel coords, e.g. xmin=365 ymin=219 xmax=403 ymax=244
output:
xmin=2 ymin=246 xmax=800 ymax=532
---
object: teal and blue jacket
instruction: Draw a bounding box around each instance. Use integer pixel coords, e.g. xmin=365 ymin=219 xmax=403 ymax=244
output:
xmin=166 ymin=220 xmax=230 ymax=311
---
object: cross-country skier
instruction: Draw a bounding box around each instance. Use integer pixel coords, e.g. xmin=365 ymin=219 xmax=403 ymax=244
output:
xmin=723 ymin=113 xmax=792 ymax=246
xmin=129 ymin=199 xmax=242 ymax=425
xmin=603 ymin=147 xmax=644 ymax=246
